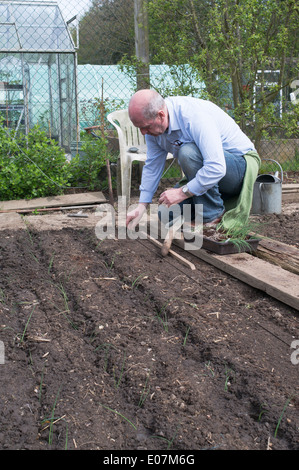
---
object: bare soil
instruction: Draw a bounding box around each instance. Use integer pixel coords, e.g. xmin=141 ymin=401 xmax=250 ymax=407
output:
xmin=0 ymin=196 xmax=298 ymax=451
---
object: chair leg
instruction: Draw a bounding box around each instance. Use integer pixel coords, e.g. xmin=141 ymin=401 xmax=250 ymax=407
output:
xmin=116 ymin=158 xmax=122 ymax=196
xmin=121 ymin=163 xmax=132 ymax=206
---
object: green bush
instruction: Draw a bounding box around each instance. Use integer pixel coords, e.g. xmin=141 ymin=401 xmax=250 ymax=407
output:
xmin=68 ymin=132 xmax=109 ymax=190
xmin=0 ymin=121 xmax=71 ymax=200
xmin=0 ymin=122 xmax=115 ymax=201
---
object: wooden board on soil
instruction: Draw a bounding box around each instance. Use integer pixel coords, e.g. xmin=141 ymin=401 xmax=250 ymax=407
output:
xmin=172 ymin=236 xmax=299 ymax=311
xmin=282 ymin=184 xmax=299 ymax=203
xmin=0 ymin=192 xmax=107 ymax=212
xmin=254 ymin=237 xmax=299 ymax=275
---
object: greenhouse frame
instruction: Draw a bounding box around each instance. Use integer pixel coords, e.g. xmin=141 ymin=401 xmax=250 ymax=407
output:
xmin=0 ymin=0 xmax=79 ymax=149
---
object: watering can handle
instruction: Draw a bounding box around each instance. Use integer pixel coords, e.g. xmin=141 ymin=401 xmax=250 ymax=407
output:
xmin=261 ymin=159 xmax=283 ymax=183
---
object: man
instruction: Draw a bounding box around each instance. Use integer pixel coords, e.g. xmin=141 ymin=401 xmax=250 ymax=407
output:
xmin=126 ymin=89 xmax=259 ymax=230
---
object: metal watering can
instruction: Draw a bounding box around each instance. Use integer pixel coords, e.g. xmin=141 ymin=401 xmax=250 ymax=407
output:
xmin=251 ymin=159 xmax=283 ymax=215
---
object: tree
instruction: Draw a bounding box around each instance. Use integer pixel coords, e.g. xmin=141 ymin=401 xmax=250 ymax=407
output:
xmin=147 ymin=0 xmax=299 ymax=148
xmin=77 ymin=0 xmax=135 ymax=65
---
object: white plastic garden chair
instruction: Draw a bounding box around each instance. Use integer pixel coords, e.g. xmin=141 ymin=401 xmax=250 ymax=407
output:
xmin=107 ymin=109 xmax=175 ymax=204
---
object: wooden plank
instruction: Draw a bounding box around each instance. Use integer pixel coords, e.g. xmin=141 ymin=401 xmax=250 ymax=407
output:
xmin=172 ymin=237 xmax=299 ymax=311
xmin=282 ymin=184 xmax=299 ymax=191
xmin=282 ymin=192 xmax=299 ymax=203
xmin=254 ymin=237 xmax=299 ymax=275
xmin=0 ymin=192 xmax=107 ymax=211
xmin=282 ymin=184 xmax=299 ymax=202
xmin=0 ymin=212 xmax=25 ymax=230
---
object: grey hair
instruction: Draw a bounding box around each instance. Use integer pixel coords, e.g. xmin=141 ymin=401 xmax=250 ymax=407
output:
xmin=142 ymin=91 xmax=165 ymax=120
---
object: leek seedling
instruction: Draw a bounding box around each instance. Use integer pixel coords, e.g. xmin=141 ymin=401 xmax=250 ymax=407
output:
xmin=274 ymin=394 xmax=295 ymax=438
xmin=99 ymin=403 xmax=136 ymax=430
xmin=20 ymin=304 xmax=36 ymax=343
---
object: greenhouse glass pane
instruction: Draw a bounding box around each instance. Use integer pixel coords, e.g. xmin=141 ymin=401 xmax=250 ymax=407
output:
xmin=0 ymin=2 xmax=74 ymax=51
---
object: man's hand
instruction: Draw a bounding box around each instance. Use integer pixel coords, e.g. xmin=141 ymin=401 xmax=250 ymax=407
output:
xmin=159 ymin=187 xmax=190 ymax=207
xmin=126 ymin=203 xmax=148 ymax=230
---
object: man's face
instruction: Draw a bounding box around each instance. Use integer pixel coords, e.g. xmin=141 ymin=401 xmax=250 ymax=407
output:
xmin=132 ymin=110 xmax=168 ymax=137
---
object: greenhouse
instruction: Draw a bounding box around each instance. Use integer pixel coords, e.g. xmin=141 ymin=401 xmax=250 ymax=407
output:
xmin=0 ymin=0 xmax=78 ymax=149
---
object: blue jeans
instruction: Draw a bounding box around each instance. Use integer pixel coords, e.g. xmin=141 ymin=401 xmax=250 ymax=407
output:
xmin=159 ymin=143 xmax=247 ymax=224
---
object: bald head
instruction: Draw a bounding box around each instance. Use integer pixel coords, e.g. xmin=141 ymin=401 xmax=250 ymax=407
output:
xmin=128 ymin=89 xmax=168 ymax=136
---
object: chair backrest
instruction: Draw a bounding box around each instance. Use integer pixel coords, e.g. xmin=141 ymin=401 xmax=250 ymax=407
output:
xmin=107 ymin=109 xmax=146 ymax=148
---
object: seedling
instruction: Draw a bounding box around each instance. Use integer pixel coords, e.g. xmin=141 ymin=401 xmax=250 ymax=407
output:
xmin=182 ymin=326 xmax=190 ymax=346
xmin=0 ymin=288 xmax=7 ymax=303
xmin=20 ymin=304 xmax=36 ymax=343
xmin=94 ymin=342 xmax=118 ymax=371
xmin=203 ymin=361 xmax=215 ymax=378
xmin=48 ymin=252 xmax=55 ymax=273
xmin=99 ymin=403 xmax=136 ymax=430
xmin=274 ymin=393 xmax=296 ymax=438
xmin=56 ymin=282 xmax=78 ymax=330
xmin=113 ymin=350 xmax=126 ymax=389
xmin=215 ymin=219 xmax=262 ymax=252
xmin=38 ymin=364 xmax=46 ymax=402
xmin=257 ymin=403 xmax=268 ymax=421
xmin=156 ymin=297 xmax=178 ymax=332
xmin=138 ymin=370 xmax=151 ymax=408
xmin=224 ymin=365 xmax=235 ymax=391
xmin=41 ymin=386 xmax=68 ymax=447
xmin=150 ymin=423 xmax=181 ymax=449
xmin=131 ymin=273 xmax=148 ymax=289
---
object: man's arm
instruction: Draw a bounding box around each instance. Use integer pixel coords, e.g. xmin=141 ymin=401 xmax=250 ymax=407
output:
xmin=158 ymin=186 xmax=193 ymax=207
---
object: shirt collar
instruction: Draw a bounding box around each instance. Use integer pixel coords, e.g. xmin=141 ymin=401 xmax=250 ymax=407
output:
xmin=165 ymin=97 xmax=180 ymax=134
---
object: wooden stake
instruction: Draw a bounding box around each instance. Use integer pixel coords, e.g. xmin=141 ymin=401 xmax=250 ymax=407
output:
xmin=141 ymin=232 xmax=196 ymax=271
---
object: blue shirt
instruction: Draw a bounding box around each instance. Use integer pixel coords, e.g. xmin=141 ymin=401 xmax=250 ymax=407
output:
xmin=139 ymin=96 xmax=255 ymax=203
